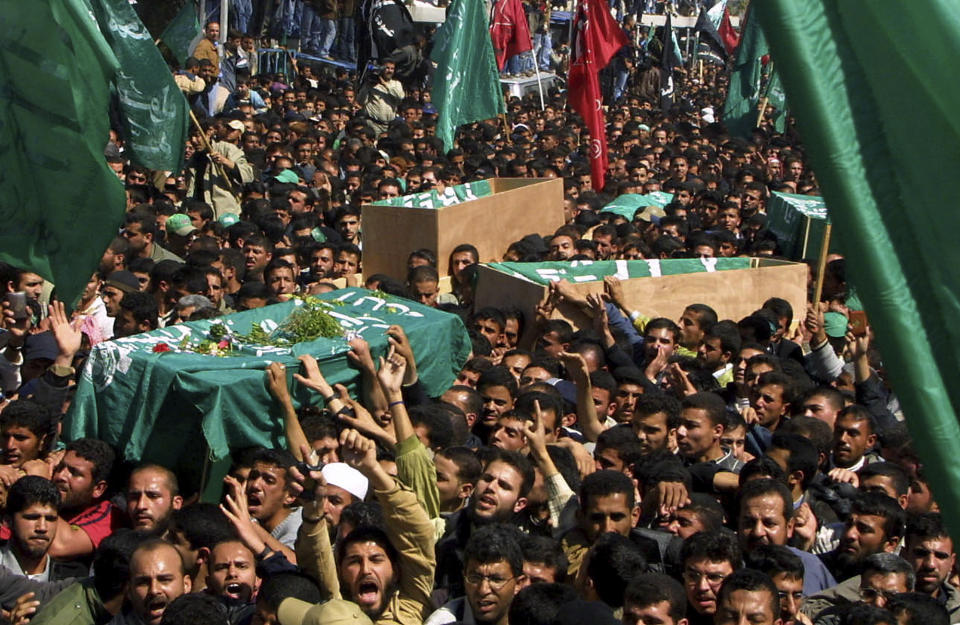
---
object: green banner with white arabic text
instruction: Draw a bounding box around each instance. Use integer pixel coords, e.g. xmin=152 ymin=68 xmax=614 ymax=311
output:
xmin=65 ymin=288 xmax=471 ymax=483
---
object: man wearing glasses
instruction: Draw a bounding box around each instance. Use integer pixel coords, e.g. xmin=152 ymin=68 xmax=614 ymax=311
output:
xmin=680 ymin=530 xmax=740 ymax=625
xmin=426 ymin=525 xmax=524 ymax=625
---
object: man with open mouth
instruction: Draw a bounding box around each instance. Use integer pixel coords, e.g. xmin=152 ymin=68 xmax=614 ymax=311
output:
xmin=434 ymin=448 xmax=534 ymax=604
xmin=244 ymin=448 xmax=303 ymax=551
xmin=294 ymin=427 xmax=436 ymax=624
xmin=205 ymin=538 xmax=261 ymax=623
xmin=124 ymin=539 xmax=192 ymax=625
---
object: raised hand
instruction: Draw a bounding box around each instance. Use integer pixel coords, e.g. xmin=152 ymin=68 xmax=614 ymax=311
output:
xmin=520 ymin=400 xmax=548 ymax=456
xmin=338 ymin=428 xmax=379 ymax=477
xmin=376 ymin=345 xmax=407 ymax=397
xmin=603 ymin=275 xmax=626 ymax=310
xmin=266 ymin=362 xmax=291 ymax=401
xmin=346 ymin=336 xmax=375 ymax=370
xmin=294 ymin=354 xmax=334 ymax=397
xmin=644 ymin=344 xmax=670 ymax=381
xmin=219 ymin=475 xmax=266 ymax=554
xmin=48 ymin=300 xmax=82 ymax=364
xmin=558 ymin=350 xmax=589 ymax=382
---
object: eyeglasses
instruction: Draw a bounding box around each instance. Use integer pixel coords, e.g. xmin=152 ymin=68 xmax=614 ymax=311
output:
xmin=682 ymin=569 xmax=728 ymax=586
xmin=860 ymin=587 xmax=899 ymax=603
xmin=464 ymin=573 xmax=516 ymax=590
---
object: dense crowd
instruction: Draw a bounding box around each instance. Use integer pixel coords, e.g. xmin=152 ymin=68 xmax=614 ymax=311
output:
xmin=0 ymin=5 xmax=948 ymax=625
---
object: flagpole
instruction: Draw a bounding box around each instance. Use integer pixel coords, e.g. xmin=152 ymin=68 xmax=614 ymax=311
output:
xmin=220 ymin=0 xmax=228 ymax=43
xmin=531 ymin=51 xmax=546 ymax=110
xmin=690 ymin=30 xmax=699 ymax=71
xmin=188 ymin=110 xmax=240 ymax=202
xmin=756 ymin=96 xmax=768 ymax=127
xmin=811 ymin=223 xmax=833 ymax=305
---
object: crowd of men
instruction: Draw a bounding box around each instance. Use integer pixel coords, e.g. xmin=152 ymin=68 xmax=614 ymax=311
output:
xmin=0 ymin=4 xmax=950 ymax=625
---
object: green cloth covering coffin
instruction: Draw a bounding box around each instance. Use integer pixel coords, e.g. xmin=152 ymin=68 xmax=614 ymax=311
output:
xmin=371 ymin=179 xmax=493 ymax=209
xmin=765 ymin=191 xmax=832 ymax=261
xmin=599 ymin=192 xmax=675 ymax=220
xmin=488 ymin=257 xmax=753 ymax=285
xmin=64 ymin=288 xmax=470 ymax=486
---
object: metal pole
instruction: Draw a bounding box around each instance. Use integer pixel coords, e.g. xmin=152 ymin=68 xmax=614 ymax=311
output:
xmin=532 ymin=51 xmax=545 ymax=110
xmin=220 ymin=0 xmax=229 ymax=42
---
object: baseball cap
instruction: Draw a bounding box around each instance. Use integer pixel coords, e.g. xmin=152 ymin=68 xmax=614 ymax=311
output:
xmin=166 ymin=213 xmax=198 ymax=237
xmin=546 ymin=378 xmax=578 ymax=406
xmin=278 ymin=598 xmax=373 ymax=625
xmin=321 ymin=463 xmax=368 ymax=501
xmin=219 ymin=213 xmax=240 ymax=227
xmin=274 ymin=169 xmax=300 ymax=184
xmin=23 ymin=332 xmax=59 ymax=362
xmin=823 ymin=312 xmax=849 ymax=338
xmin=105 ymin=270 xmax=140 ymax=294
xmin=227 ymin=119 xmax=246 ymax=132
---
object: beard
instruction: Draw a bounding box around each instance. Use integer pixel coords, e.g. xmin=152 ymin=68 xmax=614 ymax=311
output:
xmin=351 ymin=579 xmax=400 ymax=621
xmin=15 ymin=538 xmax=49 ymax=560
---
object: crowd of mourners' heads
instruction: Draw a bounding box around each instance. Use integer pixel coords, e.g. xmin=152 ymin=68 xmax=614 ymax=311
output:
xmin=0 ymin=4 xmax=945 ymax=625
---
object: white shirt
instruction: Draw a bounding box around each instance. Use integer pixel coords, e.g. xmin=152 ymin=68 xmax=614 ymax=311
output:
xmin=0 ymin=543 xmax=50 ymax=582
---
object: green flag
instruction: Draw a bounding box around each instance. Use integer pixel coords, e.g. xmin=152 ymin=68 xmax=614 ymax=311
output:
xmin=765 ymin=192 xmax=830 ymax=261
xmin=87 ymin=0 xmax=189 ymax=172
xmin=489 ymin=258 xmax=753 ymax=285
xmin=722 ymin=8 xmax=786 ymax=137
xmin=65 ymin=289 xmax=471 ymax=490
xmin=600 ymin=192 xmax=674 ymax=220
xmin=430 ymin=0 xmax=506 ymax=151
xmin=753 ymin=1 xmax=960 ymax=537
xmin=160 ymin=0 xmax=202 ymax=67
xmin=372 ymin=179 xmax=493 ymax=208
xmin=764 ymin=62 xmax=787 ymax=133
xmin=0 ymin=0 xmax=126 ymax=306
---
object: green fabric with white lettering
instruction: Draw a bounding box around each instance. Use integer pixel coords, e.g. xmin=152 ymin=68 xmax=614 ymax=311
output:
xmin=487 ymin=258 xmax=752 ymax=285
xmin=371 ymin=180 xmax=493 ymax=209
xmin=64 ymin=289 xmax=471 ymax=469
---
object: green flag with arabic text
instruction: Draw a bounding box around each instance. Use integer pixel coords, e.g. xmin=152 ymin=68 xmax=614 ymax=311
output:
xmin=87 ymin=0 xmax=189 ymax=172
xmin=160 ymin=0 xmax=202 ymax=67
xmin=722 ymin=8 xmax=786 ymax=137
xmin=0 ymin=0 xmax=126 ymax=307
xmin=431 ymin=0 xmax=505 ymax=151
xmin=65 ymin=289 xmax=471 ymax=495
xmin=754 ymin=0 xmax=960 ymax=540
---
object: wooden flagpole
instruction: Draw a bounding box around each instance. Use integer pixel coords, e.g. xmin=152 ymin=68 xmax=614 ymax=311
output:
xmin=812 ymin=223 xmax=833 ymax=305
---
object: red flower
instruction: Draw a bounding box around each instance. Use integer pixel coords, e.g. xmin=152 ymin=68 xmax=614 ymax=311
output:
xmin=153 ymin=343 xmax=172 ymax=353
xmin=217 ymin=340 xmax=230 ymax=349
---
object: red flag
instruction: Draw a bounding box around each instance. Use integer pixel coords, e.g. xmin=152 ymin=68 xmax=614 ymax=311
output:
xmin=719 ymin=5 xmax=740 ymax=55
xmin=567 ymin=0 xmax=628 ymax=191
xmin=490 ymin=0 xmax=533 ymax=71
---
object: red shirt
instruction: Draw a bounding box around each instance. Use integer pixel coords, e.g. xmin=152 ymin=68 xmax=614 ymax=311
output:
xmin=67 ymin=501 xmax=123 ymax=548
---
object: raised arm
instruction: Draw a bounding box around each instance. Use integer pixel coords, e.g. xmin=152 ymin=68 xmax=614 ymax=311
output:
xmin=267 ymin=362 xmax=309 ymax=461
xmin=558 ymin=351 xmax=603 ymax=442
xmin=340 ymin=428 xmax=436 ymax=621
xmin=288 ymin=451 xmax=341 ymax=600
xmin=377 ymin=345 xmax=442 ymax=523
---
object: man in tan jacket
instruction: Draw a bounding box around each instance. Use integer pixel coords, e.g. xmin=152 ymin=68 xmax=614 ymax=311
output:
xmin=294 ymin=427 xmax=436 ymax=625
